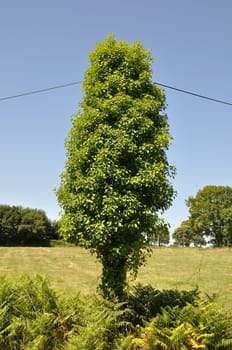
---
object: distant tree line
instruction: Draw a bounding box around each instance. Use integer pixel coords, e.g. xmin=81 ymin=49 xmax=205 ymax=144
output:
xmin=0 ymin=204 xmax=59 ymax=245
xmin=173 ymin=185 xmax=232 ymax=247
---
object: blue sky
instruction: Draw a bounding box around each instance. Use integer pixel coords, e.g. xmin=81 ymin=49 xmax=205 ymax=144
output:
xmin=0 ymin=0 xmax=231 ymax=234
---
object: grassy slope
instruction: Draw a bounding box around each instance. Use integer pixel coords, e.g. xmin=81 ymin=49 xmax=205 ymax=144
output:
xmin=0 ymin=246 xmax=231 ymax=311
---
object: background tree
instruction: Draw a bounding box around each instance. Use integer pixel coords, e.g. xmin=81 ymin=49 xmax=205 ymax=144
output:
xmin=0 ymin=205 xmax=21 ymax=244
xmin=172 ymin=219 xmax=206 ymax=247
xmin=186 ymin=185 xmax=232 ymax=247
xmin=151 ymin=219 xmax=170 ymax=246
xmin=0 ymin=204 xmax=55 ymax=245
xmin=18 ymin=208 xmax=54 ymax=244
xmin=57 ymin=35 xmax=175 ymax=298
xmin=220 ymin=207 xmax=232 ymax=246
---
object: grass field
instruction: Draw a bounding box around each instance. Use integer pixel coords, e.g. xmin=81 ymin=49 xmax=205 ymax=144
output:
xmin=0 ymin=246 xmax=231 ymax=311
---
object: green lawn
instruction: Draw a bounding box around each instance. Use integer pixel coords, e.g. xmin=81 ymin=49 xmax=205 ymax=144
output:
xmin=0 ymin=246 xmax=231 ymax=311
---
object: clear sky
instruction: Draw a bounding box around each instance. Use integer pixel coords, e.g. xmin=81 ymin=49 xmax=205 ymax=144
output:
xmin=1 ymin=0 xmax=232 ymax=235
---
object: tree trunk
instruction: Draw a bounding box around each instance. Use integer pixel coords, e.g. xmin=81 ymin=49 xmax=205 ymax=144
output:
xmin=100 ymin=255 xmax=127 ymax=300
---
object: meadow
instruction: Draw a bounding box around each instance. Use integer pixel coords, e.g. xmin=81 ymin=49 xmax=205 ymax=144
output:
xmin=0 ymin=246 xmax=231 ymax=311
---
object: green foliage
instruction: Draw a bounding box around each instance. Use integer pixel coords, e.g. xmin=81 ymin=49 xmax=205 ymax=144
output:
xmin=125 ymin=284 xmax=199 ymax=326
xmin=0 ymin=204 xmax=57 ymax=245
xmin=1 ymin=275 xmax=232 ymax=349
xmin=151 ymin=219 xmax=170 ymax=246
xmin=0 ymin=274 xmax=84 ymax=349
xmin=0 ymin=205 xmax=21 ymax=243
xmin=173 ymin=220 xmax=206 ymax=247
xmin=125 ymin=302 xmax=232 ymax=349
xmin=186 ymin=186 xmax=232 ymax=247
xmin=57 ymin=35 xmax=175 ymax=298
xmin=67 ymin=295 xmax=132 ymax=350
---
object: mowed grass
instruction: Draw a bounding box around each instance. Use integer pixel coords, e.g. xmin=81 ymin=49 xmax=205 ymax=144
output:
xmin=0 ymin=246 xmax=231 ymax=311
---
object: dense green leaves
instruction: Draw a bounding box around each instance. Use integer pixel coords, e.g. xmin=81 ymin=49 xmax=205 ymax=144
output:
xmin=125 ymin=302 xmax=232 ymax=349
xmin=173 ymin=219 xmax=206 ymax=247
xmin=0 ymin=275 xmax=84 ymax=349
xmin=57 ymin=35 xmax=175 ymax=297
xmin=0 ymin=204 xmax=57 ymax=245
xmin=187 ymin=186 xmax=232 ymax=247
xmin=151 ymin=219 xmax=170 ymax=246
xmin=173 ymin=186 xmax=232 ymax=247
xmin=1 ymin=275 xmax=232 ymax=349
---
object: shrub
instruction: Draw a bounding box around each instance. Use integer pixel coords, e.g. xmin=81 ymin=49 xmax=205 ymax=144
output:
xmin=1 ymin=276 xmax=232 ymax=349
xmin=0 ymin=274 xmax=84 ymax=349
xmin=124 ymin=284 xmax=199 ymax=326
xmin=123 ymin=302 xmax=232 ymax=349
xmin=67 ymin=295 xmax=132 ymax=350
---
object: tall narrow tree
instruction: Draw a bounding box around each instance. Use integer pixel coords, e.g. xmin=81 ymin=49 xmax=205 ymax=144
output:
xmin=57 ymin=35 xmax=175 ymax=298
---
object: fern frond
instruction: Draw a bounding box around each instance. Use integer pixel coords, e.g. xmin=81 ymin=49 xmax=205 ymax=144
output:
xmin=216 ymin=337 xmax=232 ymax=349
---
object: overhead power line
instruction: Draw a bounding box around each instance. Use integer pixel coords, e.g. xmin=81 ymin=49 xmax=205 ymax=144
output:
xmin=0 ymin=80 xmax=231 ymax=106
xmin=0 ymin=81 xmax=82 ymax=102
xmin=155 ymin=82 xmax=232 ymax=106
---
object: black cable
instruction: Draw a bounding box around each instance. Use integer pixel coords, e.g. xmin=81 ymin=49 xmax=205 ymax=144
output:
xmin=0 ymin=79 xmax=231 ymax=106
xmin=0 ymin=81 xmax=82 ymax=102
xmin=155 ymin=82 xmax=232 ymax=106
